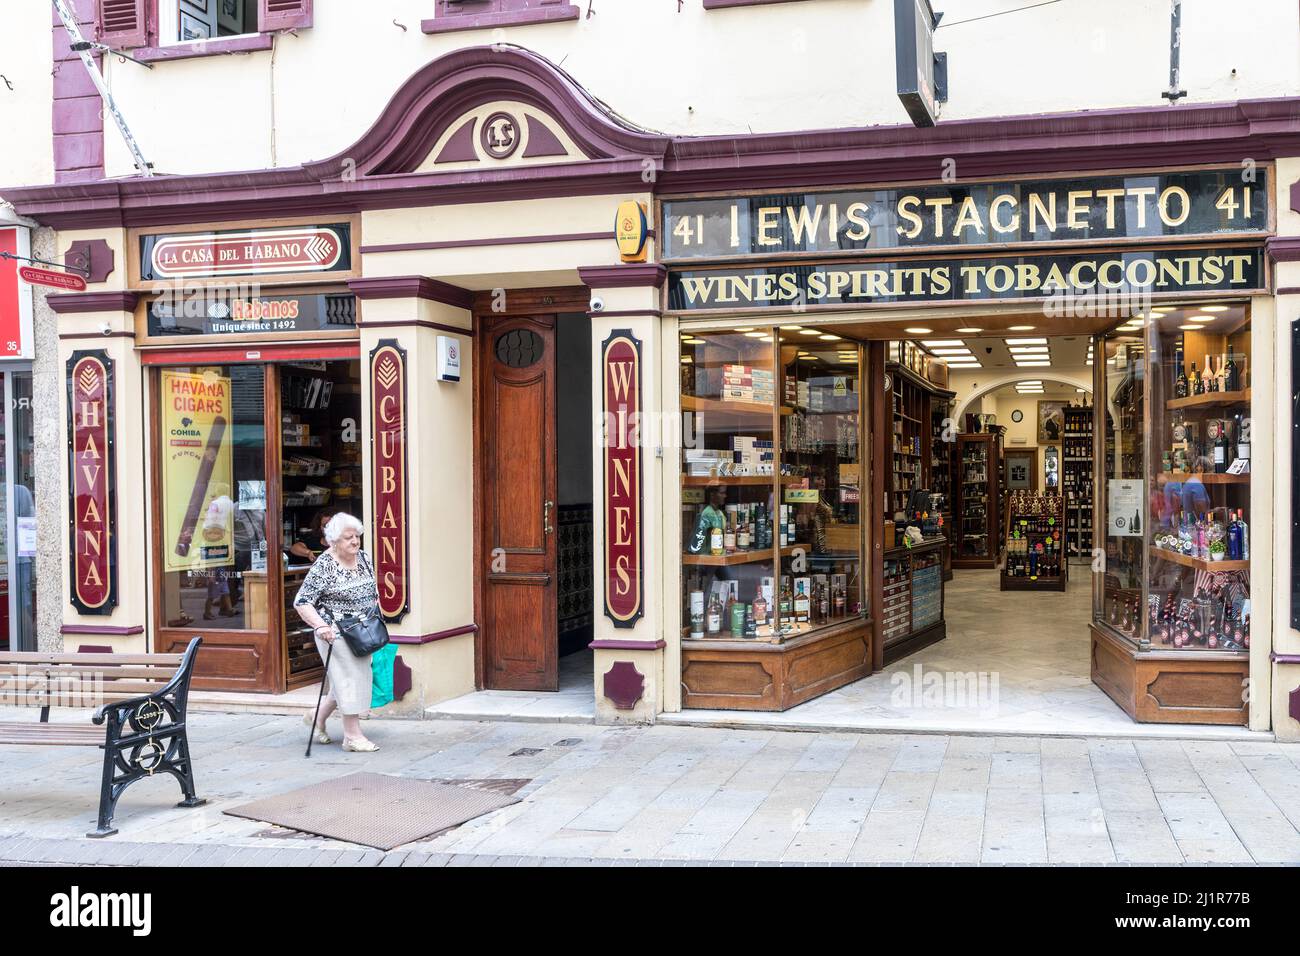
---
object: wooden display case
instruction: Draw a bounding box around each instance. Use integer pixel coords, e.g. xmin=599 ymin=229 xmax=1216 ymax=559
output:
xmin=953 ymin=431 xmax=1003 ymax=569
xmin=1000 ymin=491 xmax=1068 ymax=591
xmin=880 ymin=537 xmax=947 ymax=663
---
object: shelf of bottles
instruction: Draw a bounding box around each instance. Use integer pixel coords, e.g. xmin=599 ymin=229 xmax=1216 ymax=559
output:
xmin=1099 ymin=330 xmax=1146 ymax=641
xmin=1147 ymin=306 xmax=1251 ymax=652
xmin=1061 ymin=402 xmax=1093 ymax=558
xmin=930 ymin=396 xmax=955 ymax=575
xmin=888 ymin=364 xmax=925 ymax=516
xmin=1001 ymin=491 xmax=1067 ymax=589
xmin=679 ymin=327 xmax=863 ymax=645
xmin=954 ymin=432 xmax=1002 ymax=564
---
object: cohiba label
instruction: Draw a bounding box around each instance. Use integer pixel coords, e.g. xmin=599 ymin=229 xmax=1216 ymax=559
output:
xmin=371 ymin=341 xmax=409 ymax=622
xmin=139 ymin=224 xmax=352 ymax=281
xmin=67 ymin=352 xmax=117 ymax=614
xmin=602 ymin=331 xmax=644 ymax=628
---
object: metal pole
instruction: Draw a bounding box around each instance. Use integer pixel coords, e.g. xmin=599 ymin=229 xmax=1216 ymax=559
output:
xmin=50 ymin=0 xmax=154 ymax=175
xmin=1162 ymin=0 xmax=1186 ymax=102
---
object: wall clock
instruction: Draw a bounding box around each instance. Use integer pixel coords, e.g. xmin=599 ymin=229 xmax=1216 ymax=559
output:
xmin=1011 ymin=409 xmax=1024 ymax=423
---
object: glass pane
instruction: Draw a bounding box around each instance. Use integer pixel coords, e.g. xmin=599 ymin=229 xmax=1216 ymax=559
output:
xmin=680 ymin=330 xmax=777 ymax=642
xmin=160 ymin=365 xmax=266 ymax=630
xmin=1147 ymin=304 xmax=1251 ymax=652
xmin=11 ymin=372 xmax=36 ymax=652
xmin=1099 ymin=329 xmax=1145 ymax=639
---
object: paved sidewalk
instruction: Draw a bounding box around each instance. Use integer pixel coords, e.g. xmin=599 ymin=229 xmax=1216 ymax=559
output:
xmin=0 ymin=712 xmax=1297 ymax=865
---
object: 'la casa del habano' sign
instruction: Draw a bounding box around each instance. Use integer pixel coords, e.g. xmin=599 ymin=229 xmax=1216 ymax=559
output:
xmin=662 ymin=167 xmax=1269 ymax=310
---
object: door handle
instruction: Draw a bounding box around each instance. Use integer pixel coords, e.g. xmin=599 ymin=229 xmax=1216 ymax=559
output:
xmin=543 ymin=500 xmax=554 ymax=536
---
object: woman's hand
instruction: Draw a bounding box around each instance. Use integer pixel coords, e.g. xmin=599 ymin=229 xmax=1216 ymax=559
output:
xmin=314 ymin=624 xmax=336 ymax=644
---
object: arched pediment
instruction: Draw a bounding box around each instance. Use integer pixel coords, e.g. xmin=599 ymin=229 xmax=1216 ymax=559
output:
xmin=304 ymin=45 xmax=669 ymax=181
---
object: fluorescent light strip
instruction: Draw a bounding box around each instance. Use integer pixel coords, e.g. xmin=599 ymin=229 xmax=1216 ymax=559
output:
xmin=921 ymin=340 xmax=966 ymax=347
xmin=1016 ymin=361 xmax=1051 ymax=367
xmin=1004 ymin=338 xmax=1048 ymax=345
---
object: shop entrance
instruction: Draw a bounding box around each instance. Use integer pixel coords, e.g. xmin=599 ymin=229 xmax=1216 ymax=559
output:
xmin=476 ymin=307 xmax=593 ymax=692
xmin=152 ymin=353 xmax=362 ymax=693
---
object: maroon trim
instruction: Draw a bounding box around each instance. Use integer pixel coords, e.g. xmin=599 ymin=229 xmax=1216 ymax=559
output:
xmin=591 ymin=309 xmax=662 ymax=318
xmin=421 ymin=5 xmax=580 ymax=35
xmin=1266 ymin=236 xmax=1300 ymax=261
xmin=53 ymin=0 xmax=104 ymax=183
xmin=435 ymin=118 xmax=478 ymax=164
xmin=60 ymin=624 xmax=144 ymax=635
xmin=47 ymin=291 xmax=141 ymax=313
xmin=579 ymin=264 xmax=667 ymax=289
xmin=602 ymin=660 xmax=645 ymax=711
xmin=348 ymin=275 xmax=473 ymax=309
xmin=360 ymin=318 xmax=471 ymax=335
xmin=139 ymin=342 xmax=359 ymax=364
xmin=65 ymin=239 xmax=114 ymax=283
xmin=1291 ymin=684 xmax=1300 ymax=725
xmin=390 ymin=624 xmax=478 ymax=645
xmin=589 ymin=639 xmax=666 ymax=650
xmin=133 ymin=35 xmax=275 ymax=63
xmin=361 ymin=231 xmax=619 ymax=254
xmin=704 ymin=0 xmax=812 ymax=6
xmin=1276 ymin=287 xmax=1300 ymax=295
xmin=524 ymin=115 xmax=568 ymax=158
xmin=392 ymin=653 xmax=412 ymax=701
xmin=1271 ymin=653 xmax=1300 ymax=664
xmin=75 ymin=644 xmax=114 ymax=654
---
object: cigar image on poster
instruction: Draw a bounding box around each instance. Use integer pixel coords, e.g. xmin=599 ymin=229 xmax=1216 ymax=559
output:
xmin=162 ymin=369 xmax=235 ymax=573
xmin=174 ymin=415 xmax=227 ymax=557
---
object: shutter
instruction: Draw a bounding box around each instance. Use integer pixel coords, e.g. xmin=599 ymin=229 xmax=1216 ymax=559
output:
xmin=260 ymin=0 xmax=314 ymax=31
xmin=96 ymin=0 xmax=151 ymax=49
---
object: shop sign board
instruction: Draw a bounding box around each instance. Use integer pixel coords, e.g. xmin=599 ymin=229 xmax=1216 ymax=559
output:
xmin=0 ymin=227 xmax=35 ymax=359
xmin=18 ymin=265 xmax=87 ymax=292
xmin=371 ymin=341 xmax=409 ymax=621
xmin=139 ymin=224 xmax=352 ymax=281
xmin=668 ymin=245 xmax=1264 ymax=311
xmin=67 ymin=351 xmax=117 ymax=614
xmin=602 ymin=330 xmax=644 ymax=628
xmin=160 ymin=369 xmax=235 ymax=573
xmin=661 ymin=168 xmax=1268 ymax=260
xmin=147 ymin=292 xmax=357 ymax=338
xmin=614 ymin=199 xmax=650 ymax=262
xmin=895 ymin=0 xmax=945 ymax=128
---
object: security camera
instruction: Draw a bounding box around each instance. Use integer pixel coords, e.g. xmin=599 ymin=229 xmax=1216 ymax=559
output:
xmin=985 ymin=346 xmax=993 ymax=354
xmin=590 ymin=295 xmax=606 ymax=313
xmin=99 ymin=321 xmax=113 ymax=336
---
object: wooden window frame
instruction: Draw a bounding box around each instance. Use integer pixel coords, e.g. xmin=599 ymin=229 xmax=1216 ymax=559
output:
xmin=421 ymin=0 xmax=580 ymax=35
xmin=96 ymin=0 xmax=312 ymax=63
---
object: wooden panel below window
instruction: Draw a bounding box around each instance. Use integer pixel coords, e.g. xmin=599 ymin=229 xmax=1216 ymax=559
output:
xmin=681 ymin=622 xmax=871 ymax=711
xmin=158 ymin=629 xmax=275 ymax=693
xmin=1090 ymin=624 xmax=1248 ymax=725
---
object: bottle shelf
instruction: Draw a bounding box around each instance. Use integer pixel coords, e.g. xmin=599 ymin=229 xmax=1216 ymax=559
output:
xmin=1150 ymin=547 xmax=1249 ymax=573
xmin=682 ymin=543 xmax=806 ymax=567
xmin=1163 ymin=471 xmax=1250 ymax=485
xmin=1165 ymin=389 xmax=1250 ymax=411
xmin=681 ymin=395 xmax=794 ymax=417
xmin=681 ymin=475 xmax=804 ymax=487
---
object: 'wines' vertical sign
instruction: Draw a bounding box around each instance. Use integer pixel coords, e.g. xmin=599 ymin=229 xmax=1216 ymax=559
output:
xmin=67 ymin=351 xmax=117 ymax=614
xmin=602 ymin=330 xmax=644 ymax=627
xmin=370 ymin=340 xmax=409 ymax=621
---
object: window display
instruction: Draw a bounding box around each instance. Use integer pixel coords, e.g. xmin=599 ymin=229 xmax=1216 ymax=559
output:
xmin=679 ymin=327 xmax=862 ymax=646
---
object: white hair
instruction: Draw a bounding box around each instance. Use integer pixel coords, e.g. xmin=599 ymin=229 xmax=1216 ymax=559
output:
xmin=323 ymin=512 xmax=364 ymax=546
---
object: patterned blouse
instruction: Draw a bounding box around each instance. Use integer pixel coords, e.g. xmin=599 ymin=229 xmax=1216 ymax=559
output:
xmin=293 ymin=550 xmax=379 ymax=623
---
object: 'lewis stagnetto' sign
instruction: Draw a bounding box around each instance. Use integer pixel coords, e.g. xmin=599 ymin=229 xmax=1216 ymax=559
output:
xmin=668 ymin=245 xmax=1263 ymax=311
xmin=140 ymin=224 xmax=351 ymax=280
xmin=67 ymin=351 xmax=117 ymax=615
xmin=602 ymin=331 xmax=644 ymax=628
xmin=661 ymin=168 xmax=1268 ymax=260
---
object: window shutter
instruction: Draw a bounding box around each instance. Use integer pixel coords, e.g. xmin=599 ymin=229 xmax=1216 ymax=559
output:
xmin=96 ymin=0 xmax=151 ymax=49
xmin=260 ymin=0 xmax=314 ymax=31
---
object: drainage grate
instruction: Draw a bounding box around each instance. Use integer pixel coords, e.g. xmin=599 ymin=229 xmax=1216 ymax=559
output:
xmin=553 ymin=738 xmax=582 ymax=747
xmin=509 ymin=748 xmax=543 ymax=757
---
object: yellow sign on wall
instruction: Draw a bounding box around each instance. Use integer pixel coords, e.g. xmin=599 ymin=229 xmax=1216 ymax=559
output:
xmin=161 ymin=369 xmax=234 ymax=573
xmin=615 ymin=199 xmax=649 ymax=262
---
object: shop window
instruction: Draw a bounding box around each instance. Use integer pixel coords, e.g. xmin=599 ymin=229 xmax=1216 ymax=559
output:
xmin=1095 ymin=303 xmax=1252 ymax=654
xmin=680 ymin=327 xmax=863 ymax=645
xmin=97 ymin=0 xmax=312 ymax=54
xmin=423 ymin=0 xmax=580 ymax=34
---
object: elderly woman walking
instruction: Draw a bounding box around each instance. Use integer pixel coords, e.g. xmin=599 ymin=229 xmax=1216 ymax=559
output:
xmin=293 ymin=513 xmax=381 ymax=752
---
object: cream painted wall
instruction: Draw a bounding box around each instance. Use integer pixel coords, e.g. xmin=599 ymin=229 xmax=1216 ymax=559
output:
xmin=3 ymin=0 xmax=1297 ymax=185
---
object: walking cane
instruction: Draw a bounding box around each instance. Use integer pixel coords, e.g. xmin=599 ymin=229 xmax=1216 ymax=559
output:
xmin=305 ymin=638 xmax=334 ymax=758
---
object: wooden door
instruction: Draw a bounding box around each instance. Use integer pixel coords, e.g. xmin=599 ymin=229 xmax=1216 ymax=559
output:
xmin=478 ymin=314 xmax=559 ymax=690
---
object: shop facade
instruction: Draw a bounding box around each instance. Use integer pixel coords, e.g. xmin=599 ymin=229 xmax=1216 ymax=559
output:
xmin=4 ymin=46 xmax=1300 ymax=737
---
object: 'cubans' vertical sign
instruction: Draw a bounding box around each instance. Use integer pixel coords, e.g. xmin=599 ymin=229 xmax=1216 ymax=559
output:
xmin=370 ymin=340 xmax=409 ymax=621
xmin=602 ymin=330 xmax=643 ymax=627
xmin=67 ymin=351 xmax=117 ymax=614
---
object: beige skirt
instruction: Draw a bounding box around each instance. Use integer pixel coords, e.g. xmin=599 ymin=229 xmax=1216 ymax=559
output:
xmin=314 ymin=631 xmax=372 ymax=716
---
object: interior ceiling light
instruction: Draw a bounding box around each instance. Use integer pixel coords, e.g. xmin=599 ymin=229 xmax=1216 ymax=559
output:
xmin=946 ymin=361 xmax=982 ymax=368
xmin=680 ymin=356 xmax=692 ymax=363
xmin=1016 ymin=360 xmax=1051 ymax=367
xmin=744 ymin=331 xmax=767 ymax=338
xmin=1178 ymin=324 xmax=1201 ymax=330
xmin=1008 ymin=345 xmax=1049 ymax=352
xmin=759 ymin=335 xmax=774 ymax=342
xmin=930 ymin=348 xmax=973 ymax=356
xmin=1202 ymin=305 xmax=1229 ymax=312
xmin=904 ymin=327 xmax=932 ymax=334
xmin=1185 ymin=314 xmax=1214 ymax=322
xmin=819 ymin=334 xmax=842 ymax=341
xmin=1149 ymin=307 xmax=1172 ymax=314
xmin=800 ymin=329 xmax=823 ymax=335
xmin=734 ymin=327 xmax=755 ymax=332
xmin=922 ymin=340 xmax=965 ymax=347
xmin=1004 ymin=337 xmax=1048 ymax=345
xmin=1008 ymin=325 xmax=1036 ymax=331
xmin=779 ymin=325 xmax=803 ymax=330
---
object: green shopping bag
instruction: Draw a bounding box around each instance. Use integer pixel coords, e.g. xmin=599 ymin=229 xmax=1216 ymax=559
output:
xmin=370 ymin=643 xmax=398 ymax=709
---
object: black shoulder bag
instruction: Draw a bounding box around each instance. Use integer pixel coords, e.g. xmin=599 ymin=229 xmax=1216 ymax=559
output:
xmin=334 ymin=552 xmax=390 ymax=657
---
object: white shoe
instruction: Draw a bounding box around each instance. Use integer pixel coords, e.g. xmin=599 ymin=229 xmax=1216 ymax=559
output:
xmin=342 ymin=737 xmax=379 ymax=753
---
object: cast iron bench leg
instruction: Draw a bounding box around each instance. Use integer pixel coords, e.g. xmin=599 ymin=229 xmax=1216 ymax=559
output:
xmin=171 ymin=729 xmax=207 ymax=810
xmin=88 ymin=736 xmax=120 ymax=839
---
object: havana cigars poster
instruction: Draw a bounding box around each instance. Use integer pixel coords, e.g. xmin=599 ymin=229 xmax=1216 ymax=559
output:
xmin=161 ymin=369 xmax=235 ymax=572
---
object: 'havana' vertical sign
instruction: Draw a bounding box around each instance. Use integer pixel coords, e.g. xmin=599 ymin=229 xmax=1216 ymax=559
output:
xmin=67 ymin=351 xmax=117 ymax=614
xmin=370 ymin=340 xmax=409 ymax=621
xmin=602 ymin=330 xmax=644 ymax=627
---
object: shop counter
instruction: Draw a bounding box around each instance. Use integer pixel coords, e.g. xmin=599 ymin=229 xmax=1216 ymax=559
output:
xmin=881 ymin=536 xmax=948 ymax=663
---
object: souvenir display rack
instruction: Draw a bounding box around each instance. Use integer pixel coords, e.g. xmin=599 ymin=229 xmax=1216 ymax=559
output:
xmin=1061 ymin=402 xmax=1094 ymax=560
xmin=1000 ymin=491 xmax=1068 ymax=591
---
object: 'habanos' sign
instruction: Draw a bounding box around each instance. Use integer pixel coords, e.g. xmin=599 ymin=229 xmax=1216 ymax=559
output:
xmin=139 ymin=224 xmax=352 ymax=281
xmin=371 ymin=341 xmax=409 ymax=622
xmin=67 ymin=351 xmax=117 ymax=615
xmin=602 ymin=330 xmax=644 ymax=627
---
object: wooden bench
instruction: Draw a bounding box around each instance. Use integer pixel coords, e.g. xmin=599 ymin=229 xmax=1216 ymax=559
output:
xmin=0 ymin=637 xmax=206 ymax=837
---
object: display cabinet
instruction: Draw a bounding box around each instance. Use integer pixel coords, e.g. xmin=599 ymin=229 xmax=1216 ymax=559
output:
xmin=953 ymin=430 xmax=1003 ymax=569
xmin=1001 ymin=491 xmax=1067 ymax=591
xmin=881 ymin=537 xmax=947 ymax=662
xmin=1061 ymin=402 xmax=1094 ymax=559
xmin=930 ymin=395 xmax=955 ymax=580
xmin=678 ymin=326 xmax=870 ymax=711
xmin=1089 ymin=304 xmax=1251 ymax=725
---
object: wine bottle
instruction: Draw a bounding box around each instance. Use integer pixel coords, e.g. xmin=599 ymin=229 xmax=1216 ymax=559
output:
xmin=1202 ymin=354 xmax=1214 ymax=394
xmin=1215 ymin=354 xmax=1228 ymax=393
xmin=1190 ymin=361 xmax=1201 ymax=394
xmin=690 ymin=588 xmax=705 ymax=639
xmin=1175 ymin=344 xmax=1189 ymax=398
xmin=1225 ymin=351 xmax=1240 ymax=392
xmin=706 ymin=591 xmax=722 ymax=634
xmin=752 ymin=583 xmax=767 ymax=628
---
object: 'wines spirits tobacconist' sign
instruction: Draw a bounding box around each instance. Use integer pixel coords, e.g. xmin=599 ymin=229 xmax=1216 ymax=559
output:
xmin=662 ymin=167 xmax=1269 ymax=311
xmin=602 ymin=331 xmax=644 ymax=628
xmin=67 ymin=351 xmax=117 ymax=615
xmin=371 ymin=341 xmax=409 ymax=622
xmin=139 ymin=224 xmax=352 ymax=281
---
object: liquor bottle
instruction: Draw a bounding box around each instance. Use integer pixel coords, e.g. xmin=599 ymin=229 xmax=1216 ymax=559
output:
xmin=1237 ymin=509 xmax=1249 ymax=559
xmin=724 ymin=506 xmax=737 ymax=553
xmin=1202 ymin=354 xmax=1214 ymax=394
xmin=737 ymin=506 xmax=750 ymax=550
xmin=1175 ymin=345 xmax=1189 ymax=398
xmin=730 ymin=599 xmax=746 ymax=637
xmin=1212 ymin=420 xmax=1228 ymax=473
xmin=794 ymin=582 xmax=810 ymax=624
xmin=724 ymin=589 xmax=737 ymax=633
xmin=779 ymin=579 xmax=793 ymax=622
xmin=752 ymin=583 xmax=767 ymax=628
xmin=690 ymin=587 xmax=705 ymax=639
xmin=1225 ymin=351 xmax=1241 ymax=392
xmin=1190 ymin=361 xmax=1201 ymax=394
xmin=706 ymin=591 xmax=722 ymax=634
xmin=833 ymin=581 xmax=846 ymax=616
xmin=709 ymin=522 xmax=724 ymax=556
xmin=787 ymin=507 xmax=796 ymax=544
xmin=743 ymin=602 xmax=757 ymax=639
xmin=818 ymin=581 xmax=831 ymax=622
xmin=1233 ymin=413 xmax=1250 ymax=465
xmin=1215 ymin=354 xmax=1228 ymax=393
xmin=778 ymin=505 xmax=788 ymax=547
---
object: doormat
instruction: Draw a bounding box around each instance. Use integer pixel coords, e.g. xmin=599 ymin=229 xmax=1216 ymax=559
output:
xmin=224 ymin=772 xmax=521 ymax=850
